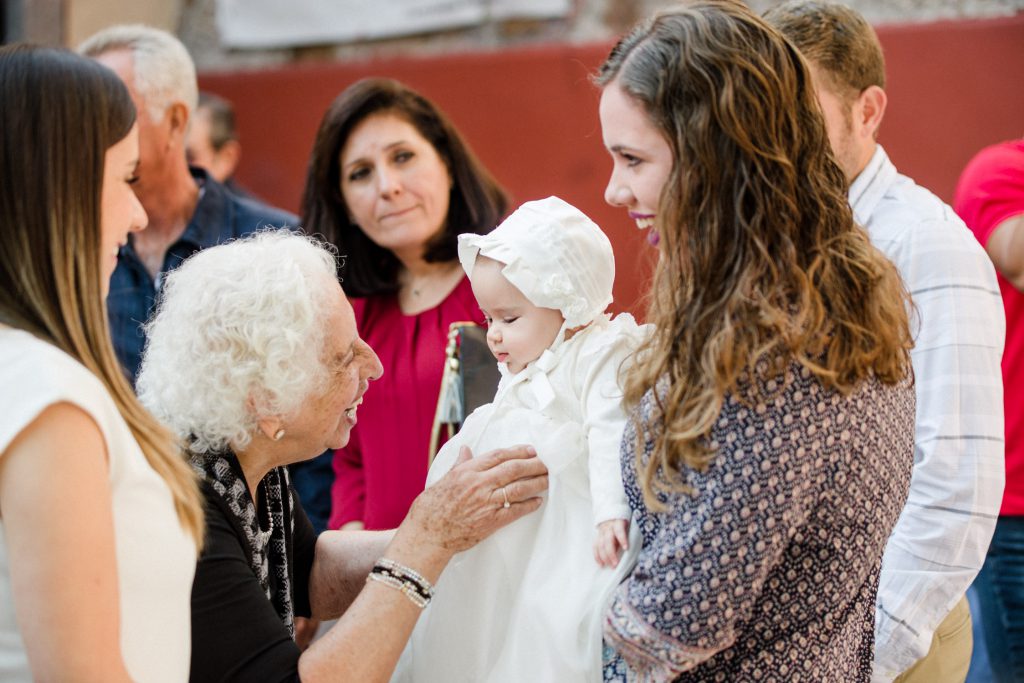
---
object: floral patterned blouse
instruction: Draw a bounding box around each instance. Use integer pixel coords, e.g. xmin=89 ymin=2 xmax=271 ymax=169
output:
xmin=603 ymin=363 xmax=915 ymax=682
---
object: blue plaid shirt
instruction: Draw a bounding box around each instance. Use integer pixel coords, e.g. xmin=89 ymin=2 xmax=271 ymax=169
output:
xmin=107 ymin=168 xmax=297 ymax=383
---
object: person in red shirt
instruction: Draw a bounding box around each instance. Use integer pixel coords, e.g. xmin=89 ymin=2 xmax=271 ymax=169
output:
xmin=301 ymin=78 xmax=509 ymax=531
xmin=955 ymin=138 xmax=1024 ymax=683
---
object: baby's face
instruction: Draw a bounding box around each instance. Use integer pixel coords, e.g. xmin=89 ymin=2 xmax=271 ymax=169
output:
xmin=470 ymin=256 xmax=564 ymax=374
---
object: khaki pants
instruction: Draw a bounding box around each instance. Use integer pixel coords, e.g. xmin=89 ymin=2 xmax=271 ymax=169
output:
xmin=894 ymin=595 xmax=973 ymax=683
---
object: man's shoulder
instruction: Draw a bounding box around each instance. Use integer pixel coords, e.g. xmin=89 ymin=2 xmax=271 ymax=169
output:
xmin=954 ymin=139 xmax=1024 ymax=237
xmin=229 ymin=192 xmax=299 ymax=235
xmin=187 ymin=171 xmax=299 ymax=245
xmin=869 ymin=170 xmax=978 ymax=246
xmin=867 ymin=168 xmax=999 ymax=293
xmin=883 ymin=170 xmax=954 ymax=221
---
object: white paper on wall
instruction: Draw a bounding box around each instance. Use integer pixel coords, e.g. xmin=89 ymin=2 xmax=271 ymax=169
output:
xmin=215 ymin=0 xmax=572 ymax=49
xmin=489 ymin=0 xmax=571 ymax=20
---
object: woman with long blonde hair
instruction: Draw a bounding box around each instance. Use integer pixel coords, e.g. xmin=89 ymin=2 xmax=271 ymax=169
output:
xmin=595 ymin=2 xmax=916 ymax=680
xmin=0 ymin=45 xmax=203 ymax=681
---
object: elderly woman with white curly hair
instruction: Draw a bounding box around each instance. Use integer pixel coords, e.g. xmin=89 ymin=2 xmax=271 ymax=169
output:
xmin=136 ymin=230 xmax=548 ymax=682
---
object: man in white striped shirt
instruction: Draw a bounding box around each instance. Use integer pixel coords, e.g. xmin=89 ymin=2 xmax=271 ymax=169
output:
xmin=766 ymin=3 xmax=1005 ymax=682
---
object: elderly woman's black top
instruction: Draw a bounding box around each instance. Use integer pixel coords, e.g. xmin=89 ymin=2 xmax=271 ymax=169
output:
xmin=189 ymin=453 xmax=317 ymax=682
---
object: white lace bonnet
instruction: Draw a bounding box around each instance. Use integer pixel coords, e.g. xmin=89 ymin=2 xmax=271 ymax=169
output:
xmin=457 ymin=196 xmax=615 ymax=327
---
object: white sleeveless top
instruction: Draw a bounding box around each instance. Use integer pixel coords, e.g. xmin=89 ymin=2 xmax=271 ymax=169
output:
xmin=0 ymin=328 xmax=195 ymax=682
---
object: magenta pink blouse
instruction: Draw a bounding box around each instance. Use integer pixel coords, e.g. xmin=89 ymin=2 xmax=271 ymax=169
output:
xmin=329 ymin=276 xmax=483 ymax=530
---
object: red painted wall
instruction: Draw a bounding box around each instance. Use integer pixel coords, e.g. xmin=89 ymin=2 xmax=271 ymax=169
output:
xmin=200 ymin=13 xmax=1024 ymax=317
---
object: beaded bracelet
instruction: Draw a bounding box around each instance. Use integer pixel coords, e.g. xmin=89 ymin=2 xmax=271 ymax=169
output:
xmin=367 ymin=557 xmax=435 ymax=609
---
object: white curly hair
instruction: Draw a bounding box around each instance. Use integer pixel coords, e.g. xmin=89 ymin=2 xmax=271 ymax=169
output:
xmin=78 ymin=24 xmax=198 ymax=124
xmin=137 ymin=230 xmax=339 ymax=454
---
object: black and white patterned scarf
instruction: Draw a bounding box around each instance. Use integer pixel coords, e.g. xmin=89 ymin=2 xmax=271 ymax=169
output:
xmin=190 ymin=450 xmax=295 ymax=636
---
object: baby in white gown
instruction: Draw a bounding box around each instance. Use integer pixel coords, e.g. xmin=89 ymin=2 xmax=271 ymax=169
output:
xmin=392 ymin=196 xmax=649 ymax=683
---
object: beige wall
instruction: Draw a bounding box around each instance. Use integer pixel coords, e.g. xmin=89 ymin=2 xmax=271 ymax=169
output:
xmin=63 ymin=0 xmax=182 ymax=48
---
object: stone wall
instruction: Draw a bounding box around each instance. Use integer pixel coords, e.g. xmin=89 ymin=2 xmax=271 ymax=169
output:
xmin=179 ymin=0 xmax=1023 ymax=72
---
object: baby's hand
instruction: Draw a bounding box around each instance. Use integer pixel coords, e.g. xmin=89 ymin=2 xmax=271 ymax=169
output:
xmin=594 ymin=518 xmax=630 ymax=568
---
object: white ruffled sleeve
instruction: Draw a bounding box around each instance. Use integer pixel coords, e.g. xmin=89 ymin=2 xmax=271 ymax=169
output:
xmin=577 ymin=315 xmax=651 ymax=524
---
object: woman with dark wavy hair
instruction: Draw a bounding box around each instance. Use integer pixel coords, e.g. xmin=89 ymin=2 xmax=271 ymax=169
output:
xmin=301 ymin=78 xmax=509 ymax=532
xmin=595 ymin=2 xmax=916 ymax=680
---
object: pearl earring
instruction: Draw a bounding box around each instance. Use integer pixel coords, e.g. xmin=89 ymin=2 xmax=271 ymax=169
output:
xmin=273 ymin=429 xmax=285 ymax=441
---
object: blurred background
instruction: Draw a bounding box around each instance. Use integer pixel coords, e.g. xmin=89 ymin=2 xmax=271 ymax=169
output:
xmin=4 ymin=0 xmax=1023 ymax=313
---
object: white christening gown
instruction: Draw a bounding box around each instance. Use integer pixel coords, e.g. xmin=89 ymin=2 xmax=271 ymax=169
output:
xmin=392 ymin=314 xmax=649 ymax=683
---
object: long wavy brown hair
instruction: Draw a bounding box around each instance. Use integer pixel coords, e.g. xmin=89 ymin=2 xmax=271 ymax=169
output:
xmin=0 ymin=45 xmax=203 ymax=546
xmin=596 ymin=1 xmax=913 ymax=509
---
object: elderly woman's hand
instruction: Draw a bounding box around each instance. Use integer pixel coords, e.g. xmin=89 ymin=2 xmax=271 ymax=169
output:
xmin=406 ymin=445 xmax=548 ymax=556
xmin=296 ymin=446 xmax=545 ymax=683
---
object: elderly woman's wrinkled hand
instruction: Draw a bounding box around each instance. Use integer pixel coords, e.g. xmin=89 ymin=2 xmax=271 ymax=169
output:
xmin=408 ymin=445 xmax=548 ymax=555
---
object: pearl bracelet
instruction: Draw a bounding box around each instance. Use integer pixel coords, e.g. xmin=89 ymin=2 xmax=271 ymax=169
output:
xmin=367 ymin=557 xmax=435 ymax=609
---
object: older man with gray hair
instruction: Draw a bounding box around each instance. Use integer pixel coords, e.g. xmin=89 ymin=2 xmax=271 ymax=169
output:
xmin=79 ymin=27 xmax=341 ymax=608
xmin=78 ymin=25 xmax=297 ymax=384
